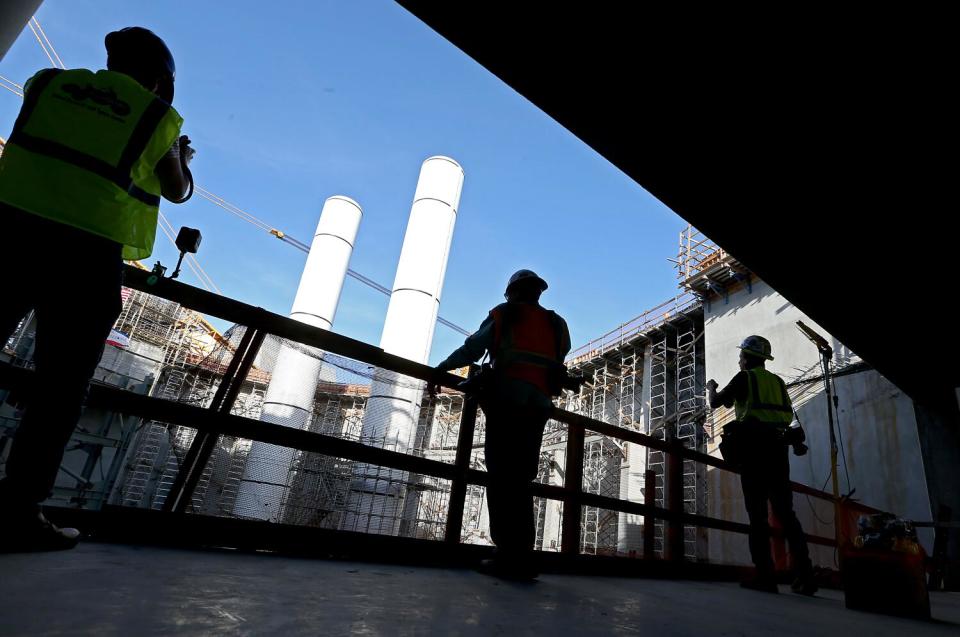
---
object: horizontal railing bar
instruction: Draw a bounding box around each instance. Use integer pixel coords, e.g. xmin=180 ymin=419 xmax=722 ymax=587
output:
xmin=552 ymin=408 xmax=854 ymax=505
xmin=0 ymin=361 xmax=846 ymax=544
xmin=0 ymin=363 xmax=461 ymax=483
xmin=122 ymin=266 xmax=463 ymax=390
xmin=528 ymin=482 xmax=836 ymax=546
xmin=7 ymin=270 xmax=881 ymax=540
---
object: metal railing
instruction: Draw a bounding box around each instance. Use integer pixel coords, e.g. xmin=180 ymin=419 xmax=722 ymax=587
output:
xmin=0 ymin=265 xmax=878 ymax=562
xmin=566 ymin=293 xmax=700 ymax=366
xmin=673 ymin=225 xmax=726 ymax=285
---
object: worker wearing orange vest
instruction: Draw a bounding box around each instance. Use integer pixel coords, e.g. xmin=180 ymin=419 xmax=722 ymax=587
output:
xmin=433 ymin=270 xmax=571 ymax=580
xmin=0 ymin=28 xmax=194 ymax=552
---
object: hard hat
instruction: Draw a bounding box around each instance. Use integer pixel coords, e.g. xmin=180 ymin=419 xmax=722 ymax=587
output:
xmin=105 ymin=27 xmax=176 ymax=97
xmin=738 ymin=335 xmax=774 ymax=361
xmin=505 ymin=269 xmax=548 ymax=296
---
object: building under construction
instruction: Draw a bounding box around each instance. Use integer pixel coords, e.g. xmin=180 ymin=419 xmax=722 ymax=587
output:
xmin=0 ymin=0 xmax=960 ymax=634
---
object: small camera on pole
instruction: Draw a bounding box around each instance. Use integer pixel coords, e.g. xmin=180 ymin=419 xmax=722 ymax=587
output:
xmin=147 ymin=226 xmax=202 ymax=285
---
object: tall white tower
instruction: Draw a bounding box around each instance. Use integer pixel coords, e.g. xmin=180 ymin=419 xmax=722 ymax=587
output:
xmin=234 ymin=196 xmax=362 ymax=521
xmin=344 ymin=156 xmax=464 ymax=534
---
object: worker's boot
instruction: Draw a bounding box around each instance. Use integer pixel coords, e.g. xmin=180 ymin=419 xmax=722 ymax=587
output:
xmin=790 ymin=565 xmax=819 ymax=596
xmin=740 ymin=571 xmax=779 ymax=594
xmin=0 ymin=508 xmax=80 ymax=552
xmin=477 ymin=551 xmax=538 ymax=582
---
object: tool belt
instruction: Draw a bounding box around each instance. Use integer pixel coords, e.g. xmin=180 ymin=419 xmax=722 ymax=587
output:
xmin=718 ymin=420 xmax=799 ymax=467
xmin=456 ymin=362 xmax=496 ymax=398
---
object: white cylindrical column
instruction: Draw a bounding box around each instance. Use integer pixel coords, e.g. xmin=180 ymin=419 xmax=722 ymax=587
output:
xmin=344 ymin=156 xmax=463 ymax=535
xmin=234 ymin=196 xmax=362 ymax=522
xmin=0 ymin=0 xmax=43 ymax=62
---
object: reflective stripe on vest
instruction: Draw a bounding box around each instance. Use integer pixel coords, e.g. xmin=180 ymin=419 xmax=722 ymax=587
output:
xmin=0 ymin=68 xmax=183 ymax=260
xmin=491 ymin=303 xmax=563 ymax=394
xmin=734 ymin=368 xmax=793 ymax=425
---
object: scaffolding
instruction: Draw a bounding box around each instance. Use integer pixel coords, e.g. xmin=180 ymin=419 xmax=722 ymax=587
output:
xmin=112 ymin=300 xmax=256 ymax=513
xmin=674 ymin=224 xmax=752 ymax=301
xmin=675 ymin=318 xmax=707 ymax=559
xmin=1 ymin=285 xmax=228 ymax=511
xmin=645 ymin=331 xmax=671 ymax=557
xmin=618 ymin=346 xmax=638 ymax=430
xmin=281 ymin=392 xmax=365 ymax=528
xmin=580 ymin=435 xmax=621 ymax=555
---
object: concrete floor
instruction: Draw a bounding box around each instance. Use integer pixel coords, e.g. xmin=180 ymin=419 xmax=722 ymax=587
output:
xmin=0 ymin=543 xmax=957 ymax=636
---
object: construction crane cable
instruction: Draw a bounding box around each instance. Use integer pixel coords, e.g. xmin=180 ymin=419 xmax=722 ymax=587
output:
xmin=27 ymin=20 xmax=58 ymax=68
xmin=30 ymin=17 xmax=65 ymax=69
xmin=194 ymin=191 xmax=271 ymax=231
xmin=195 ymin=186 xmax=273 ymax=232
xmin=0 ymin=81 xmax=23 ymax=98
xmin=0 ymin=74 xmax=23 ymax=89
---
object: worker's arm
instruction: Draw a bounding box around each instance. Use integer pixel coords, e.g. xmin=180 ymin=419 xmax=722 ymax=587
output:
xmin=427 ymin=314 xmax=495 ymax=397
xmin=155 ymin=135 xmax=195 ymax=202
xmin=708 ymin=371 xmax=748 ymax=409
xmin=435 ymin=314 xmax=496 ymax=372
xmin=556 ymin=315 xmax=572 ymax=360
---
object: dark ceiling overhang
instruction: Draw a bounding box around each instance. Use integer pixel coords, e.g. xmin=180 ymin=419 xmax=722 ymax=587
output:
xmin=397 ymin=3 xmax=956 ymax=404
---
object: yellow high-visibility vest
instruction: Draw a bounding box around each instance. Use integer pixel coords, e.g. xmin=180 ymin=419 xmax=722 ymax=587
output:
xmin=734 ymin=368 xmax=794 ymax=425
xmin=0 ymin=68 xmax=183 ymax=259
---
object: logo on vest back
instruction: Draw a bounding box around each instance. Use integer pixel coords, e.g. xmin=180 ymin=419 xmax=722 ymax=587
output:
xmin=57 ymin=83 xmax=131 ymax=119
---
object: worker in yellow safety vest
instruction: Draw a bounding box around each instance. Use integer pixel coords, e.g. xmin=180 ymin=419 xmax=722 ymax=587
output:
xmin=0 ymin=27 xmax=194 ymax=552
xmin=708 ymin=335 xmax=818 ymax=595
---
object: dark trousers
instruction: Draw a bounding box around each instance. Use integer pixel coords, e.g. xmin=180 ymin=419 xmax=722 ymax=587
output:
xmin=740 ymin=436 xmax=812 ymax=577
xmin=481 ymin=399 xmax=548 ymax=562
xmin=0 ymin=205 xmax=122 ymax=510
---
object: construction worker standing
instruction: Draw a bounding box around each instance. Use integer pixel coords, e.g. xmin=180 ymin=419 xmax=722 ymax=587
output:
xmin=0 ymin=27 xmax=193 ymax=551
xmin=431 ymin=270 xmax=572 ymax=581
xmin=707 ymin=335 xmax=818 ymax=595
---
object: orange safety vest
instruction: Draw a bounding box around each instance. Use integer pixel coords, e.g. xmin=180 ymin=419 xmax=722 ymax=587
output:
xmin=490 ymin=303 xmax=564 ymax=395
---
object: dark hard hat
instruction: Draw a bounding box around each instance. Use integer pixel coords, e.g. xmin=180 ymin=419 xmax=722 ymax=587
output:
xmin=105 ymin=27 xmax=175 ymax=84
xmin=738 ymin=335 xmax=774 ymax=361
xmin=505 ymin=269 xmax=548 ymax=296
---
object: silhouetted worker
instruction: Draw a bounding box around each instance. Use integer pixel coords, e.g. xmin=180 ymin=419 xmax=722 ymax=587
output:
xmin=431 ymin=270 xmax=571 ymax=580
xmin=707 ymin=335 xmax=817 ymax=595
xmin=0 ymin=27 xmax=193 ymax=551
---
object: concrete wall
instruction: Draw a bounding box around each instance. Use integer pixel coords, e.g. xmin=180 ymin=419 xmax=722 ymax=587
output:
xmin=704 ymin=278 xmax=933 ymax=566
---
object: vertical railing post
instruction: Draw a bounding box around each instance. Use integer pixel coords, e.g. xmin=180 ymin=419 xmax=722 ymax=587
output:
xmin=665 ymin=444 xmax=685 ymax=562
xmin=445 ymin=365 xmax=479 ymax=544
xmin=561 ymin=420 xmax=585 ymax=555
xmin=164 ymin=326 xmax=266 ymax=514
xmin=929 ymin=504 xmax=952 ymax=591
xmin=644 ymin=469 xmax=656 ymax=559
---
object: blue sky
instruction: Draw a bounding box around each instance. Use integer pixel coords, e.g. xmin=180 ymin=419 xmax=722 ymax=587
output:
xmin=1 ymin=0 xmax=688 ymax=364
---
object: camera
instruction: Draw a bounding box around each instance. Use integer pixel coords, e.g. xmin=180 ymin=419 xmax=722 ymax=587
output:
xmin=784 ymin=424 xmax=808 ymax=456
